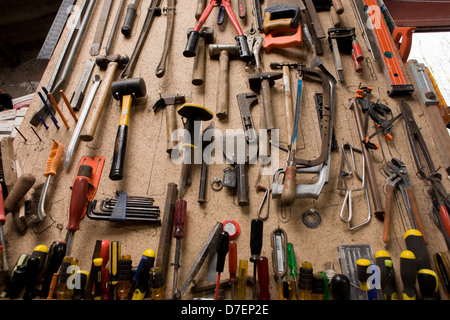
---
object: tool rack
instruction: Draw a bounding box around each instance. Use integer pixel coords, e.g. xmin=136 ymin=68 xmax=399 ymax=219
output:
xmin=2 ymin=0 xmax=450 ymax=301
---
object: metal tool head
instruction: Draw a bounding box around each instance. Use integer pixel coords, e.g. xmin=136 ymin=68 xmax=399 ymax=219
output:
xmin=177 ymin=103 xmax=214 ymax=121
xmin=269 ymin=61 xmax=302 ymax=70
xmin=248 ymin=72 xmax=283 ymax=91
xmin=95 ymin=54 xmax=129 ymax=70
xmin=208 ymin=44 xmax=241 ymax=59
xmin=151 ymin=93 xmax=186 ymax=112
xmin=221 ymin=133 xmax=257 ymax=165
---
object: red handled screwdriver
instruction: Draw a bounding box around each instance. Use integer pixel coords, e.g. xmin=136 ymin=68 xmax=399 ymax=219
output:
xmin=229 ymin=241 xmax=237 ymax=299
xmin=214 ymin=231 xmax=229 ymax=300
xmin=172 ymin=199 xmax=187 ymax=299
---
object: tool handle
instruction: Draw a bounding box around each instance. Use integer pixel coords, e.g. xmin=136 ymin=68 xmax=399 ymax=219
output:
xmin=93 ymin=258 xmax=103 ymax=299
xmin=173 ymin=199 xmax=187 ymax=239
xmin=80 ymin=62 xmax=118 ymax=142
xmin=352 ymin=40 xmax=364 ymax=62
xmin=261 ymin=79 xmax=275 ymax=130
xmin=257 ymin=257 xmax=270 ymax=300
xmin=250 ymin=219 xmax=263 ymax=258
xmin=439 ymin=205 xmax=450 ymax=239
xmin=283 ymin=66 xmax=294 ymax=145
xmin=331 ymin=0 xmax=344 ymax=14
xmin=236 ymin=163 xmax=249 ymax=206
xmin=109 ymin=125 xmax=128 ymax=181
xmin=263 ymin=27 xmax=302 ymax=53
xmin=229 ymin=241 xmax=237 ymax=283
xmin=121 ymin=1 xmax=138 ymax=37
xmin=400 ymin=250 xmax=417 ymax=300
xmin=67 ymin=165 xmax=92 ymax=232
xmin=263 ymin=12 xmax=291 ymax=34
xmin=404 ymin=229 xmax=431 ymax=270
xmin=4 ymin=173 xmax=36 ymax=213
xmin=44 ymin=141 xmax=64 ymax=177
xmin=281 ymin=163 xmax=296 ymax=207
xmin=238 ymin=0 xmax=246 ymax=18
xmin=383 ymin=183 xmax=395 ymax=244
xmin=195 ymin=0 xmax=206 ymax=20
xmin=406 ymin=188 xmax=428 ymax=244
xmin=216 ymin=50 xmax=230 ymax=120
xmin=165 ymin=104 xmax=178 ymax=154
xmin=192 ymin=35 xmax=206 ymax=86
xmin=216 ymin=231 xmax=230 ymax=273
xmin=198 ymin=159 xmax=208 ymax=204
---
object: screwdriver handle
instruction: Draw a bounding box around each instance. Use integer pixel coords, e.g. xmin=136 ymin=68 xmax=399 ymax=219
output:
xmin=406 ymin=188 xmax=428 ymax=244
xmin=67 ymin=176 xmax=90 ymax=232
xmin=250 ymin=219 xmax=263 ymax=260
xmin=93 ymin=258 xmax=103 ymax=300
xmin=229 ymin=241 xmax=237 ymax=284
xmin=400 ymin=250 xmax=417 ymax=300
xmin=287 ymin=243 xmax=298 ymax=277
xmin=216 ymin=231 xmax=230 ymax=273
xmin=404 ymin=229 xmax=431 ymax=270
xmin=173 ymin=200 xmax=187 ymax=239
xmin=257 ymin=257 xmax=270 ymax=300
xmin=237 ymin=260 xmax=248 ymax=300
xmin=439 ymin=205 xmax=450 ymax=239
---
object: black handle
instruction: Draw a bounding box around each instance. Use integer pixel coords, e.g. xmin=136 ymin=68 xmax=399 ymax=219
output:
xmin=250 ymin=219 xmax=263 ymax=260
xmin=235 ymin=35 xmax=251 ymax=62
xmin=216 ymin=231 xmax=230 ymax=273
xmin=183 ymin=30 xmax=201 ymax=57
xmin=121 ymin=3 xmax=138 ymax=37
xmin=109 ymin=124 xmax=128 ymax=181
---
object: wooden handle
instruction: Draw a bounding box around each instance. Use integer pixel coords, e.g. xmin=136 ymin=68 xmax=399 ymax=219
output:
xmin=192 ymin=34 xmax=206 ymax=85
xmin=281 ymin=164 xmax=296 ymax=207
xmin=4 ymin=173 xmax=36 ymax=213
xmin=195 ymin=0 xmax=206 ymax=20
xmin=330 ymin=6 xmax=341 ymax=26
xmin=216 ymin=50 xmax=229 ymax=120
xmin=332 ymin=0 xmax=344 ymax=14
xmin=383 ymin=184 xmax=395 ymax=244
xmin=165 ymin=104 xmax=178 ymax=154
xmin=261 ymin=78 xmax=275 ymax=130
xmin=236 ymin=163 xmax=249 ymax=206
xmin=406 ymin=187 xmax=428 ymax=244
xmin=80 ymin=62 xmax=118 ymax=141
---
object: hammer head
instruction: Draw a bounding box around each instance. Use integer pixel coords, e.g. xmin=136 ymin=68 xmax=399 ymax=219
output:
xmin=151 ymin=93 xmax=186 ymax=112
xmin=208 ymin=44 xmax=241 ymax=59
xmin=248 ymin=72 xmax=283 ymax=91
xmin=95 ymin=54 xmax=129 ymax=70
xmin=111 ymin=78 xmax=147 ymax=101
xmin=269 ymin=62 xmax=302 ymax=70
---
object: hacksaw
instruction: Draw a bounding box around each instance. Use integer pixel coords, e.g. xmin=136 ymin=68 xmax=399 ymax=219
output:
xmin=351 ymin=0 xmax=414 ymax=97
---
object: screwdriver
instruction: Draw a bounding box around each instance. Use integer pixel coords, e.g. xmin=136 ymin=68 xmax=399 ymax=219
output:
xmin=72 ymin=270 xmax=89 ymax=300
xmin=131 ymin=249 xmax=155 ymax=300
xmin=109 ymin=241 xmax=121 ymax=299
xmin=404 ymin=229 xmax=440 ymax=299
xmin=93 ymin=258 xmax=103 ymax=300
xmin=56 ymin=256 xmax=77 ymax=300
xmin=356 ymin=259 xmax=378 ymax=300
xmin=214 ymin=231 xmax=229 ymax=300
xmin=237 ymin=260 xmax=248 ymax=300
xmin=287 ymin=242 xmax=299 ymax=299
xmin=117 ymin=254 xmax=132 ymax=300
xmin=400 ymin=250 xmax=417 ymax=300
xmin=65 ymin=164 xmax=94 ymax=257
xmin=1 ymin=253 xmax=28 ymax=298
xmin=172 ymin=199 xmax=187 ymax=299
xmin=257 ymin=256 xmax=270 ymax=300
xmin=298 ymin=261 xmax=313 ymax=300
xmin=330 ymin=274 xmax=351 ymax=300
xmin=228 ymin=240 xmax=237 ymax=299
xmin=30 ymin=244 xmax=49 ymax=281
xmin=312 ymin=273 xmax=325 ymax=300
xmin=23 ymin=256 xmax=41 ymax=300
xmin=41 ymin=241 xmax=67 ymax=299
xmin=375 ymin=250 xmax=398 ymax=300
xmin=433 ymin=252 xmax=450 ymax=299
xmin=150 ymin=266 xmax=165 ymax=300
xmin=249 ymin=218 xmax=263 ymax=300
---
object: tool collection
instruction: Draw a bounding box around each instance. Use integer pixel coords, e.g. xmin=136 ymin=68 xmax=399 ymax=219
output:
xmin=1 ymin=0 xmax=449 ymax=302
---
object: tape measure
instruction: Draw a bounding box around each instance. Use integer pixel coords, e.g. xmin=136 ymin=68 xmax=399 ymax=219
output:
xmin=222 ymin=219 xmax=240 ymax=240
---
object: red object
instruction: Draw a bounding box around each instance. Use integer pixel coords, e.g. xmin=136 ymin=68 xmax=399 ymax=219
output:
xmin=0 ymin=185 xmax=5 ymax=225
xmin=67 ymin=175 xmax=91 ymax=231
xmin=228 ymin=241 xmax=237 ymax=284
xmin=173 ymin=200 xmax=187 ymax=239
xmin=257 ymin=257 xmax=270 ymax=300
xmin=194 ymin=0 xmax=244 ymax=36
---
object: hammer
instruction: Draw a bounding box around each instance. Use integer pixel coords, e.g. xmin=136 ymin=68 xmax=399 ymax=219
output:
xmin=209 ymin=44 xmax=241 ymax=120
xmin=248 ymin=72 xmax=283 ymax=132
xmin=270 ymin=62 xmax=300 ymax=146
xmin=109 ymin=77 xmax=147 ymax=180
xmin=151 ymin=93 xmax=186 ymax=154
xmin=191 ymin=27 xmax=214 ymax=86
xmin=80 ymin=54 xmax=129 ymax=142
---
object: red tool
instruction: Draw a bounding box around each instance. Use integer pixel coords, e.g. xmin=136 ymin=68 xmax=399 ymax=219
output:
xmin=214 ymin=231 xmax=229 ymax=300
xmin=65 ymin=156 xmax=105 ymax=256
xmin=183 ymin=0 xmax=251 ymax=61
xmin=257 ymin=256 xmax=270 ymax=300
xmin=228 ymin=240 xmax=237 ymax=299
xmin=0 ymin=185 xmax=7 ymax=273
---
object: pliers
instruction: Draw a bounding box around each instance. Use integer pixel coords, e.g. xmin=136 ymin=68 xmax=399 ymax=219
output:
xmin=383 ymin=158 xmax=428 ymax=245
xmin=183 ymin=0 xmax=251 ymax=61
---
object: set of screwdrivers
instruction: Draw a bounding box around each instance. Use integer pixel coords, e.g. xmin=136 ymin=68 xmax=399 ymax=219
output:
xmin=0 ymin=239 xmax=167 ymax=300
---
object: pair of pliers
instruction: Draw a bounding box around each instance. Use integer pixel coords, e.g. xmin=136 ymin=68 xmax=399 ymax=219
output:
xmin=384 ymin=158 xmax=428 ymax=244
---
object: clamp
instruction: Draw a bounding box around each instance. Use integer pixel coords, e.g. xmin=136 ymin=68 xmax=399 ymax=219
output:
xmin=183 ymin=0 xmax=251 ymax=61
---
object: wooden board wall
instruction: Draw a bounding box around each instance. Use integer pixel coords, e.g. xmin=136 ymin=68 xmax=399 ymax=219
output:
xmin=3 ymin=0 xmax=450 ymax=300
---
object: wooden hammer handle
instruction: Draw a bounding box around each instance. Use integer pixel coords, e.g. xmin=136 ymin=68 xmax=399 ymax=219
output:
xmin=80 ymin=62 xmax=118 ymax=141
xmin=192 ymin=34 xmax=206 ymax=86
xmin=383 ymin=183 xmax=395 ymax=244
xmin=216 ymin=50 xmax=229 ymax=120
xmin=165 ymin=104 xmax=178 ymax=154
xmin=261 ymin=79 xmax=275 ymax=130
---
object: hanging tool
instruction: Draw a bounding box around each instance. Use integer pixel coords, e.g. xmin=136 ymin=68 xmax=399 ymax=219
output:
xmin=131 ymin=249 xmax=155 ymax=300
xmin=251 ymin=0 xmax=264 ymax=32
xmin=41 ymin=87 xmax=70 ymax=129
xmin=198 ymin=122 xmax=215 ymax=204
xmin=120 ymin=0 xmax=162 ymax=79
xmin=117 ymin=254 xmax=132 ymax=299
xmin=375 ymin=250 xmax=398 ymax=300
xmin=151 ymin=93 xmax=186 ymax=154
xmin=330 ymin=274 xmax=350 ymax=300
xmin=80 ymin=54 xmax=130 ymax=142
xmin=90 ymin=0 xmax=113 ymax=56
xmin=237 ymin=259 xmax=248 ymax=299
xmin=183 ymin=0 xmax=251 ymax=61
xmin=63 ymin=75 xmax=102 ymax=169
xmin=38 ymin=141 xmax=64 ymax=222
xmin=214 ymin=231 xmax=229 ymax=300
xmin=257 ymin=256 xmax=270 ymax=300
xmin=105 ymin=0 xmax=126 ymax=55
xmin=249 ymin=218 xmax=263 ymax=300
xmin=287 ymin=243 xmax=299 ymax=299
xmin=70 ymin=59 xmax=96 ymax=112
xmin=400 ymin=250 xmax=417 ymax=300
xmin=298 ymin=261 xmax=314 ymax=300
xmin=109 ymin=77 xmax=147 ymax=180
xmin=383 ymin=159 xmax=428 ymax=245
xmin=92 ymin=258 xmax=103 ymax=300
xmin=270 ymin=227 xmax=288 ymax=299
xmin=337 ymin=142 xmax=371 ymax=231
xmin=433 ymin=252 xmax=450 ymax=299
xmin=351 ymin=0 xmax=414 ymax=96
xmin=40 ymin=241 xmax=67 ymax=299
xmin=109 ymin=241 xmax=121 ymax=299
xmin=356 ymin=259 xmax=378 ymax=300
xmin=190 ymin=27 xmax=215 ymax=86
xmin=155 ymin=0 xmax=176 ymax=77
xmin=177 ymin=103 xmax=214 ymax=198
xmin=173 ymin=222 xmax=223 ymax=299
xmin=262 ymin=4 xmax=301 ymax=34
xmin=171 ymin=199 xmax=187 ymax=299
xmin=382 ymin=170 xmax=401 ymax=245
xmin=150 ymin=266 xmax=165 ymax=299
xmin=121 ymin=0 xmax=141 ymax=37
xmin=228 ymin=240 xmax=237 ymax=299
xmin=399 ymin=100 xmax=450 ymax=240
xmin=237 ymin=92 xmax=258 ymax=144
xmin=409 ymin=60 xmax=439 ymax=106
xmin=65 ymin=157 xmax=105 ymax=257
xmin=404 ymin=229 xmax=440 ymax=300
